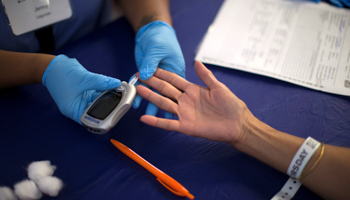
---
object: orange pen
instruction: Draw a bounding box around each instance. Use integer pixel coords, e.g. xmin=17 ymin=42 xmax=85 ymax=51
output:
xmin=110 ymin=139 xmax=194 ymax=199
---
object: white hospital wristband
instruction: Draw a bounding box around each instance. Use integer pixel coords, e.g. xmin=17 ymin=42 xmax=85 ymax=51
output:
xmin=271 ymin=178 xmax=301 ymax=200
xmin=287 ymin=137 xmax=321 ymax=179
xmin=271 ymin=137 xmax=321 ymax=200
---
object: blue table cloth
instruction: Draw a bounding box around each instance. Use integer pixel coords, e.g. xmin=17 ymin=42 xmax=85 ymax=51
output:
xmin=1 ymin=0 xmax=349 ymax=199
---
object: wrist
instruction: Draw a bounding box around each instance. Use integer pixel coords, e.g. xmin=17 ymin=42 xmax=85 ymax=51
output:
xmin=0 ymin=50 xmax=55 ymax=88
xmin=136 ymin=21 xmax=174 ymax=39
xmin=137 ymin=18 xmax=172 ymax=31
xmin=231 ymin=114 xmax=270 ymax=149
xmin=233 ymin=115 xmax=305 ymax=173
xmin=42 ymin=55 xmax=68 ymax=87
xmin=36 ymin=54 xmax=55 ymax=85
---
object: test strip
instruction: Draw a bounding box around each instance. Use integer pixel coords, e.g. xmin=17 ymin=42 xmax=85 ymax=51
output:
xmin=129 ymin=77 xmax=138 ymax=86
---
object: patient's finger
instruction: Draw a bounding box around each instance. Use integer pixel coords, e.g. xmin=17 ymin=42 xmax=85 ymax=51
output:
xmin=140 ymin=115 xmax=180 ymax=132
xmin=153 ymin=68 xmax=191 ymax=92
xmin=194 ymin=61 xmax=221 ymax=90
xmin=140 ymin=75 xmax=182 ymax=101
xmin=137 ymin=85 xmax=178 ymax=114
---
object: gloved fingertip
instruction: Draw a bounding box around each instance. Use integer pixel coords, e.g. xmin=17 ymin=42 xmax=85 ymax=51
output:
xmin=139 ymin=68 xmax=150 ymax=80
xmin=140 ymin=64 xmax=157 ymax=80
xmin=132 ymin=95 xmax=142 ymax=109
xmin=109 ymin=78 xmax=121 ymax=88
xmin=99 ymin=77 xmax=121 ymax=91
xmin=145 ymin=103 xmax=158 ymax=116
xmin=165 ymin=112 xmax=173 ymax=119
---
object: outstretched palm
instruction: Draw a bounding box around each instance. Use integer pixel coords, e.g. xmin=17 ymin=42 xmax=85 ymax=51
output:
xmin=137 ymin=61 xmax=251 ymax=144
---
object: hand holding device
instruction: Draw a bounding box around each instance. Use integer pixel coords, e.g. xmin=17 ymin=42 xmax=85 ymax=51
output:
xmin=42 ymin=55 xmax=121 ymax=124
xmin=80 ymin=78 xmax=137 ymax=134
xmin=133 ymin=21 xmax=185 ymax=118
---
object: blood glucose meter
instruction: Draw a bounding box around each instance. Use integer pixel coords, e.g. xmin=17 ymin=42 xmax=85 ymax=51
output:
xmin=80 ymin=78 xmax=137 ymax=134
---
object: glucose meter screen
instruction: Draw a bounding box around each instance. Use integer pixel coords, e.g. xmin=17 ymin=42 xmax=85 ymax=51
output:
xmin=88 ymin=91 xmax=122 ymax=120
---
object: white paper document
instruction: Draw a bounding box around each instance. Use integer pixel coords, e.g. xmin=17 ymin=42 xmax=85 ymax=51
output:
xmin=195 ymin=0 xmax=350 ymax=96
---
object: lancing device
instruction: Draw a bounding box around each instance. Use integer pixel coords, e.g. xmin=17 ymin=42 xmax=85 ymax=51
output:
xmin=80 ymin=76 xmax=138 ymax=134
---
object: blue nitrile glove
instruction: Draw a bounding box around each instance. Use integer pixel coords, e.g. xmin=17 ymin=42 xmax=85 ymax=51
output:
xmin=42 ymin=55 xmax=121 ymax=124
xmin=133 ymin=21 xmax=185 ymax=118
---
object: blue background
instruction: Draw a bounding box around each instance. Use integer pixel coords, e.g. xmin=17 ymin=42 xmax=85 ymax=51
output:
xmin=1 ymin=0 xmax=349 ymax=199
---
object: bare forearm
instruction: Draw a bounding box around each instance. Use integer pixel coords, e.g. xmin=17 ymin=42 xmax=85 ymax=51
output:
xmin=0 ymin=50 xmax=55 ymax=88
xmin=302 ymin=144 xmax=350 ymax=200
xmin=234 ymin=116 xmax=350 ymax=200
xmin=234 ymin=116 xmax=304 ymax=174
xmin=119 ymin=0 xmax=171 ymax=31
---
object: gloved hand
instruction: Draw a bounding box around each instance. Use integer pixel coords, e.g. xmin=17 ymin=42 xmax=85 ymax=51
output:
xmin=42 ymin=55 xmax=121 ymax=124
xmin=133 ymin=21 xmax=185 ymax=118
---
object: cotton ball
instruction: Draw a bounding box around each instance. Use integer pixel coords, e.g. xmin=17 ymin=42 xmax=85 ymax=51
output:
xmin=36 ymin=177 xmax=63 ymax=197
xmin=27 ymin=161 xmax=56 ymax=183
xmin=0 ymin=186 xmax=17 ymax=200
xmin=14 ymin=180 xmax=42 ymax=200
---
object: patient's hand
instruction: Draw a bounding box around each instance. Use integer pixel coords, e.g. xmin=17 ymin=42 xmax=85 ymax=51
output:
xmin=136 ymin=61 xmax=254 ymax=145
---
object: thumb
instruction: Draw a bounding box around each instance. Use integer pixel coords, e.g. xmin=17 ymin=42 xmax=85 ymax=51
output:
xmin=83 ymin=73 xmax=121 ymax=91
xmin=194 ymin=61 xmax=220 ymax=90
xmin=139 ymin=54 xmax=162 ymax=80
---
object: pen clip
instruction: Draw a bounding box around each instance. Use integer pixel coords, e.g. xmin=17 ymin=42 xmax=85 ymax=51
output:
xmin=156 ymin=178 xmax=186 ymax=197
